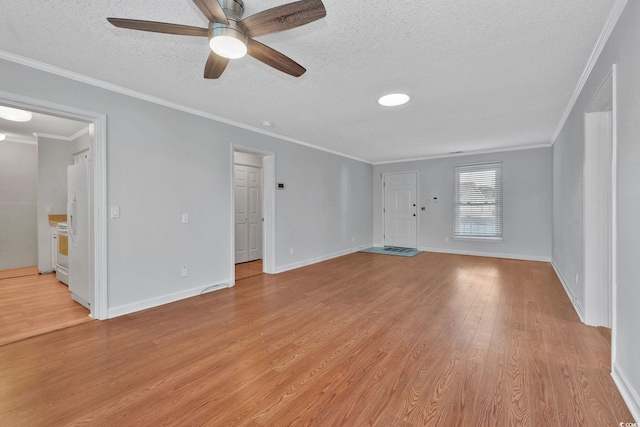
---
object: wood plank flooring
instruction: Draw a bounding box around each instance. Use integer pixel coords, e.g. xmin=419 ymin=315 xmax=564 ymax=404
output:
xmin=235 ymin=259 xmax=263 ymax=280
xmin=0 ymin=253 xmax=633 ymax=426
xmin=0 ymin=268 xmax=92 ymax=347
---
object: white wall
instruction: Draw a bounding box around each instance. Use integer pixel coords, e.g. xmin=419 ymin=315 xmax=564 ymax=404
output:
xmin=36 ymin=137 xmax=75 ymax=273
xmin=0 ymin=141 xmax=38 ymax=269
xmin=0 ymin=57 xmax=373 ymax=316
xmin=373 ymin=147 xmax=552 ymax=261
xmin=552 ymin=0 xmax=640 ymax=419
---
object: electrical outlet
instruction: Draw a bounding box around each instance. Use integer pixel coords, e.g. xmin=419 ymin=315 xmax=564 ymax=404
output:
xmin=290 ymin=248 xmax=294 ymax=255
xmin=110 ymin=206 xmax=120 ymax=218
xmin=181 ymin=266 xmax=189 ymax=278
xmin=45 ymin=206 xmax=52 ymax=214
xmin=182 ymin=213 xmax=189 ymax=224
xmin=352 ymin=236 xmax=355 ymax=242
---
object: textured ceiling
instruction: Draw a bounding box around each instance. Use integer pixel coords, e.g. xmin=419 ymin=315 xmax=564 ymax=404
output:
xmin=0 ymin=0 xmax=615 ymax=163
xmin=0 ymin=107 xmax=88 ymax=144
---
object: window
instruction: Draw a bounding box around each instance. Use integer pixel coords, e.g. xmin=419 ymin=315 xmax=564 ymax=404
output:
xmin=454 ymin=162 xmax=503 ymax=240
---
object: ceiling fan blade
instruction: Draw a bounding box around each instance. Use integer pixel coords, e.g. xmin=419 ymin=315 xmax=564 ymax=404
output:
xmin=193 ymin=0 xmax=229 ymax=24
xmin=107 ymin=18 xmax=209 ymax=37
xmin=247 ymin=39 xmax=306 ymax=77
xmin=240 ymin=0 xmax=326 ymax=38
xmin=204 ymin=51 xmax=230 ymax=79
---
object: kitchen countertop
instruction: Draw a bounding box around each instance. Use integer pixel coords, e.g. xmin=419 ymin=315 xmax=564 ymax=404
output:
xmin=48 ymin=214 xmax=67 ymax=226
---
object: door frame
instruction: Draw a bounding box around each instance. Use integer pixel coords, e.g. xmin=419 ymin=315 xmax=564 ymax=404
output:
xmin=233 ymin=160 xmax=263 ymax=263
xmin=582 ymin=65 xmax=618 ymax=369
xmin=231 ymin=145 xmax=276 ymax=280
xmin=381 ymin=171 xmax=419 ymax=249
xmin=0 ymin=90 xmax=108 ymax=320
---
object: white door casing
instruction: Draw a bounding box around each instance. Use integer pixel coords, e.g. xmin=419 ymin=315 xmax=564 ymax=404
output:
xmin=383 ymin=172 xmax=418 ymax=248
xmin=583 ymin=67 xmax=616 ymax=329
xmin=0 ymin=91 xmax=107 ymax=320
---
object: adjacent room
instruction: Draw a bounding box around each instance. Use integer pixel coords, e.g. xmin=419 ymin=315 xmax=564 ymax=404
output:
xmin=0 ymin=0 xmax=639 ymax=425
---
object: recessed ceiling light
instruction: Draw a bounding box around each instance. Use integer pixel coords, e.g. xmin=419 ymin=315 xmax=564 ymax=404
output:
xmin=0 ymin=106 xmax=33 ymax=122
xmin=262 ymin=121 xmax=273 ymax=127
xmin=378 ymin=93 xmax=411 ymax=107
xmin=0 ymin=132 xmax=5 ymax=141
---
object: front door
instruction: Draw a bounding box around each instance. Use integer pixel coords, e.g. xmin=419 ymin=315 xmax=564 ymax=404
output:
xmin=384 ymin=172 xmax=417 ymax=248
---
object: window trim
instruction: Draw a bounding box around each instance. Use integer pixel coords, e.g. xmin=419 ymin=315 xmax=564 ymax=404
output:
xmin=453 ymin=161 xmax=503 ymax=242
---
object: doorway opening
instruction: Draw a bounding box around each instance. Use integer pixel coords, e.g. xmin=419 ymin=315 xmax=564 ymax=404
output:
xmin=0 ymin=91 xmax=107 ymax=323
xmin=232 ymin=147 xmax=275 ymax=282
xmin=382 ymin=172 xmax=418 ymax=249
xmin=583 ymin=65 xmax=617 ymax=354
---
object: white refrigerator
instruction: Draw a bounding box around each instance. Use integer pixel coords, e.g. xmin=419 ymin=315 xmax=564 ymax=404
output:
xmin=67 ymin=156 xmax=91 ymax=310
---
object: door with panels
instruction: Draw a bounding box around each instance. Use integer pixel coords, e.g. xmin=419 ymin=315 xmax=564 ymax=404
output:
xmin=235 ymin=164 xmax=262 ymax=263
xmin=383 ymin=172 xmax=418 ymax=248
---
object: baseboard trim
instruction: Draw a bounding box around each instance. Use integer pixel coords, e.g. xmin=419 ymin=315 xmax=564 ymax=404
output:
xmin=551 ymin=261 xmax=585 ymax=322
xmin=275 ymin=246 xmax=369 ymax=274
xmin=418 ymin=247 xmax=551 ymax=263
xmin=612 ymin=363 xmax=640 ymax=423
xmin=107 ymin=279 xmax=232 ymax=319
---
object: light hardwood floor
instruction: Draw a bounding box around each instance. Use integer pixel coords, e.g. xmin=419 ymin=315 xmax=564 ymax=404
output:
xmin=235 ymin=259 xmax=264 ymax=280
xmin=0 ymin=268 xmax=92 ymax=347
xmin=0 ymin=253 xmax=633 ymax=426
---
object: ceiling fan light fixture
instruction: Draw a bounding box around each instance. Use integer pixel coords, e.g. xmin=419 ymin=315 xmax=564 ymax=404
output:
xmin=0 ymin=106 xmax=33 ymax=122
xmin=209 ymin=24 xmax=247 ymax=59
xmin=378 ymin=93 xmax=411 ymax=107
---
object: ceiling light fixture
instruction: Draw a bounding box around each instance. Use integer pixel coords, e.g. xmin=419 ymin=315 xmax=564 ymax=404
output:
xmin=209 ymin=23 xmax=248 ymax=59
xmin=378 ymin=93 xmax=411 ymax=107
xmin=0 ymin=106 xmax=33 ymax=122
xmin=0 ymin=132 xmax=5 ymax=141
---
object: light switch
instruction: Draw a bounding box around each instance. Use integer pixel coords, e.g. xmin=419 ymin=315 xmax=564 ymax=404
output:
xmin=45 ymin=206 xmax=52 ymax=214
xmin=182 ymin=213 xmax=189 ymax=224
xmin=110 ymin=206 xmax=120 ymax=218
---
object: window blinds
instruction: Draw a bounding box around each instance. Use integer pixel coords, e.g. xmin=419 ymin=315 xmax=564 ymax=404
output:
xmin=454 ymin=162 xmax=503 ymax=239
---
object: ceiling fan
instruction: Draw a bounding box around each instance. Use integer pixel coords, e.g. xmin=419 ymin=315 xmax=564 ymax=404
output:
xmin=107 ymin=0 xmax=326 ymax=79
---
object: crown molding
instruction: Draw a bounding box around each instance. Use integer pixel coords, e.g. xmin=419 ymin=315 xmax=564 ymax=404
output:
xmin=551 ymin=0 xmax=629 ymax=144
xmin=2 ymin=135 xmax=37 ymax=145
xmin=0 ymin=50 xmax=371 ymax=164
xmin=372 ymin=142 xmax=552 ymax=165
xmin=33 ymin=125 xmax=90 ymax=142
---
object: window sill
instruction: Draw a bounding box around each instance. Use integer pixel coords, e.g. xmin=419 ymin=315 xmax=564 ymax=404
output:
xmin=453 ymin=236 xmax=503 ymax=242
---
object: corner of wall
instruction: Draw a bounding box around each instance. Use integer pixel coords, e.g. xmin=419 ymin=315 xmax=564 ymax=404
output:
xmin=612 ymin=363 xmax=640 ymax=422
xmin=551 ymin=259 xmax=585 ymax=322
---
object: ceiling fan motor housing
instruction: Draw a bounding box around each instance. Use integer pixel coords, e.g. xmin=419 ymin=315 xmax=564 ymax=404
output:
xmin=209 ymin=0 xmax=247 ymax=51
xmin=217 ymin=0 xmax=244 ymax=20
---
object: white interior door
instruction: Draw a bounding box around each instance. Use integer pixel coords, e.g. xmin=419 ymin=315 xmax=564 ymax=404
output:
xmin=235 ymin=165 xmax=249 ymax=264
xmin=247 ymin=167 xmax=262 ymax=261
xmin=235 ymin=164 xmax=262 ymax=263
xmin=384 ymin=172 xmax=417 ymax=248
xmin=584 ymin=110 xmax=613 ymax=327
